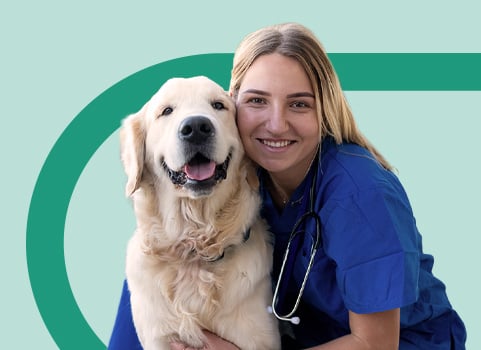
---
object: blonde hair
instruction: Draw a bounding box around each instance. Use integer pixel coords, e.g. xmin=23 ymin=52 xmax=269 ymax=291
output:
xmin=230 ymin=23 xmax=392 ymax=170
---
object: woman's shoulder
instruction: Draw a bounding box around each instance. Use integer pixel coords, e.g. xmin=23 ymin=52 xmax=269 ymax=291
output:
xmin=322 ymin=137 xmax=383 ymax=171
xmin=319 ymin=138 xmax=401 ymax=197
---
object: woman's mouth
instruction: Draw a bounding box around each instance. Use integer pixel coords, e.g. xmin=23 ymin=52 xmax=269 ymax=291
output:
xmin=259 ymin=139 xmax=294 ymax=148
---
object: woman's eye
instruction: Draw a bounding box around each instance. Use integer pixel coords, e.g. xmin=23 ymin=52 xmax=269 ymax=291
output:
xmin=160 ymin=106 xmax=173 ymax=116
xmin=291 ymin=101 xmax=308 ymax=108
xmin=212 ymin=101 xmax=225 ymax=110
xmin=249 ymin=97 xmax=264 ymax=104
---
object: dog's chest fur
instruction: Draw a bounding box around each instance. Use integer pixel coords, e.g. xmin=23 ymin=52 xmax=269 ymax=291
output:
xmin=126 ymin=192 xmax=274 ymax=345
xmin=129 ymin=181 xmax=262 ymax=311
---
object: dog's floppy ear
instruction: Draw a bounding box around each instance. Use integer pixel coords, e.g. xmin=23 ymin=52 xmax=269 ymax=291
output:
xmin=120 ymin=107 xmax=146 ymax=196
xmin=242 ymin=157 xmax=259 ymax=190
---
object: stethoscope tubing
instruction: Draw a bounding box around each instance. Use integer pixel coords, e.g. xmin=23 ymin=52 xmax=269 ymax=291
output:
xmin=270 ymin=153 xmax=322 ymax=324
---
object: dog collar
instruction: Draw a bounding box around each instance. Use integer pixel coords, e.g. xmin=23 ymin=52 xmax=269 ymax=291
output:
xmin=202 ymin=228 xmax=251 ymax=263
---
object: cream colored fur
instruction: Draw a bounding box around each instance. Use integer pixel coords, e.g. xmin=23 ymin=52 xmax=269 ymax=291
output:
xmin=120 ymin=76 xmax=280 ymax=349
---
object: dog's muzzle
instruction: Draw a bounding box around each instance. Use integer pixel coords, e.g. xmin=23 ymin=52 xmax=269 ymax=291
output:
xmin=161 ymin=116 xmax=232 ymax=194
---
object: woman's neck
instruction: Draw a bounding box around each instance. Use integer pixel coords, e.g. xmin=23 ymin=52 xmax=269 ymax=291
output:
xmin=268 ymin=145 xmax=319 ymax=209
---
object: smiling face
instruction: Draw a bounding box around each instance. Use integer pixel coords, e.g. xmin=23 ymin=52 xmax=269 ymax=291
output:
xmin=235 ymin=53 xmax=320 ymax=186
xmin=120 ymin=76 xmax=241 ymax=198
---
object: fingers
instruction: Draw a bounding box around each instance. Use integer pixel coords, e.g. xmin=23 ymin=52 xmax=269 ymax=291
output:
xmin=170 ymin=330 xmax=239 ymax=350
xmin=170 ymin=341 xmax=203 ymax=350
xmin=169 ymin=341 xmax=189 ymax=350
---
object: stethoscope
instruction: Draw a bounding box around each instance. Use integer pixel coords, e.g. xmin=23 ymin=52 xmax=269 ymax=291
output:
xmin=267 ymin=155 xmax=322 ymax=325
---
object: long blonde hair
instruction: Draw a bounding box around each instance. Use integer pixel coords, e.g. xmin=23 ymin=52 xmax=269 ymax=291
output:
xmin=230 ymin=23 xmax=392 ymax=170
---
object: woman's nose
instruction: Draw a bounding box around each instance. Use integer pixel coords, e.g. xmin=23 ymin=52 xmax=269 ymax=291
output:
xmin=265 ymin=105 xmax=289 ymax=134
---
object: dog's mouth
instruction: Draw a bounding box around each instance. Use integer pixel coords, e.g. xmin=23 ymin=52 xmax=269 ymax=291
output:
xmin=162 ymin=152 xmax=231 ymax=190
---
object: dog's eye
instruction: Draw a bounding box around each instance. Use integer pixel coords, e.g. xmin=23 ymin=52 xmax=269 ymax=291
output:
xmin=160 ymin=107 xmax=174 ymax=117
xmin=212 ymin=101 xmax=225 ymax=110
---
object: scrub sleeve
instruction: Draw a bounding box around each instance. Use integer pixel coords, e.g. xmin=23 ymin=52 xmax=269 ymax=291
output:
xmin=108 ymin=280 xmax=142 ymax=349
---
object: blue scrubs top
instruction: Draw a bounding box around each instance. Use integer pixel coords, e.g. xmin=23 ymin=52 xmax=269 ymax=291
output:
xmin=264 ymin=137 xmax=466 ymax=349
xmin=108 ymin=137 xmax=466 ymax=349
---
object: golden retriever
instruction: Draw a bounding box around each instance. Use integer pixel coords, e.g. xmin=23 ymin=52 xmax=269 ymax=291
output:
xmin=120 ymin=76 xmax=280 ymax=349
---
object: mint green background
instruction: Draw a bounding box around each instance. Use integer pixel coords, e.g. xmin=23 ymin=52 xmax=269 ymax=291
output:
xmin=3 ymin=1 xmax=480 ymax=349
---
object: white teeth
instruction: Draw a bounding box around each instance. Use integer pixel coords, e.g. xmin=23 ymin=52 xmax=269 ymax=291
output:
xmin=262 ymin=140 xmax=291 ymax=148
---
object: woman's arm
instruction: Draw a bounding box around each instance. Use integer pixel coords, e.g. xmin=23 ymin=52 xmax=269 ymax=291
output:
xmin=170 ymin=330 xmax=240 ymax=350
xmin=108 ymin=280 xmax=143 ymax=349
xmin=170 ymin=308 xmax=399 ymax=350
xmin=308 ymin=308 xmax=400 ymax=350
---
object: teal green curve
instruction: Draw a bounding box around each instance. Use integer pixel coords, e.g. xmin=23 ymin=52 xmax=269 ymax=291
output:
xmin=26 ymin=53 xmax=481 ymax=350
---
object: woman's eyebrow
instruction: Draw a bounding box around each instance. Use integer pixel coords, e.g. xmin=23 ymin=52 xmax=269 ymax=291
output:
xmin=286 ymin=92 xmax=315 ymax=99
xmin=241 ymin=89 xmax=314 ymax=99
xmin=241 ymin=89 xmax=271 ymax=96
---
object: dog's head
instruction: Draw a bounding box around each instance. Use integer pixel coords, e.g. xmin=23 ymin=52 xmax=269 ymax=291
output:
xmin=120 ymin=76 xmax=243 ymax=199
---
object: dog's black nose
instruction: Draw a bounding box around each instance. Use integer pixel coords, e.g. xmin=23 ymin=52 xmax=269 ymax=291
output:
xmin=178 ymin=116 xmax=215 ymax=144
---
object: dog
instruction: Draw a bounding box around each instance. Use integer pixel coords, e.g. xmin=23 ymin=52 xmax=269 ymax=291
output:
xmin=120 ymin=76 xmax=281 ymax=349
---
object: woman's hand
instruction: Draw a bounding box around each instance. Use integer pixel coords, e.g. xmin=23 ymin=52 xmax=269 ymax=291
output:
xmin=170 ymin=330 xmax=240 ymax=350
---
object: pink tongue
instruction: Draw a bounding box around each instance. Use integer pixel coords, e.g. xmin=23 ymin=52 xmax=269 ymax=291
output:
xmin=184 ymin=161 xmax=216 ymax=181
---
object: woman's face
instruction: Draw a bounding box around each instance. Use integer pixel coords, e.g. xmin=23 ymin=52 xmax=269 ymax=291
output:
xmin=235 ymin=53 xmax=320 ymax=183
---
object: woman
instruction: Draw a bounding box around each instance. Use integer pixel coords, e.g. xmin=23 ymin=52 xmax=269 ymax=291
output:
xmin=109 ymin=23 xmax=467 ymax=349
